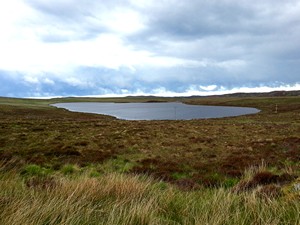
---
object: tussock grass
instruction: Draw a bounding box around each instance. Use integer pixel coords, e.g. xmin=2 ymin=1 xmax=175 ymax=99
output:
xmin=0 ymin=168 xmax=299 ymax=225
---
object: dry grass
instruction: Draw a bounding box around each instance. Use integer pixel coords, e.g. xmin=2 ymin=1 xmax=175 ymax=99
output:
xmin=0 ymin=167 xmax=300 ymax=225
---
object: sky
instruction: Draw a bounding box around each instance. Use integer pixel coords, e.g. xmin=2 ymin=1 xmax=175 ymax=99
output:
xmin=0 ymin=0 xmax=299 ymax=98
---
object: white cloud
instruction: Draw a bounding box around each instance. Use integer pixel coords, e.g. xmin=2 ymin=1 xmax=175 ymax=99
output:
xmin=0 ymin=1 xmax=31 ymax=41
xmin=64 ymin=77 xmax=84 ymax=87
xmin=148 ymin=83 xmax=300 ymax=97
xmin=83 ymin=83 xmax=300 ymax=98
xmin=200 ymin=85 xmax=218 ymax=91
xmin=43 ymin=78 xmax=55 ymax=85
xmin=0 ymin=1 xmax=147 ymax=73
xmin=101 ymin=8 xmax=145 ymax=34
xmin=0 ymin=30 xmax=226 ymax=76
xmin=215 ymin=60 xmax=247 ymax=71
xmin=23 ymin=75 xmax=39 ymax=84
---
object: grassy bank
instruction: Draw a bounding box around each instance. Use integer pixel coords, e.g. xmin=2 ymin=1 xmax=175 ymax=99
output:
xmin=0 ymin=95 xmax=299 ymax=224
xmin=1 ymin=163 xmax=299 ymax=225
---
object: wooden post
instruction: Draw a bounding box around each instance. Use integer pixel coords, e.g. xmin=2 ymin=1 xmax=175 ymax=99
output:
xmin=275 ymin=104 xmax=278 ymax=113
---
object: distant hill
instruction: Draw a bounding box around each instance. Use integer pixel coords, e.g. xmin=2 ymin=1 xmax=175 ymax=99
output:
xmin=189 ymin=90 xmax=300 ymax=98
xmin=222 ymin=90 xmax=300 ymax=97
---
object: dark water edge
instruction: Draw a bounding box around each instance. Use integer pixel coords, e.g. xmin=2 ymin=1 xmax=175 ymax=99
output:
xmin=52 ymin=102 xmax=260 ymax=120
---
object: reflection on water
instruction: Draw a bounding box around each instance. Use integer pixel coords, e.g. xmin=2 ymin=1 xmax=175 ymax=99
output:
xmin=52 ymin=102 xmax=260 ymax=120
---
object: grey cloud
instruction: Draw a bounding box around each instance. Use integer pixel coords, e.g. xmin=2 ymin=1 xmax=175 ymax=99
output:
xmin=125 ymin=0 xmax=300 ymax=87
xmin=145 ymin=3 xmax=253 ymax=38
xmin=24 ymin=0 xmax=121 ymax=42
xmin=128 ymin=1 xmax=300 ymax=52
xmin=133 ymin=1 xmax=278 ymax=41
xmin=26 ymin=0 xmax=96 ymax=21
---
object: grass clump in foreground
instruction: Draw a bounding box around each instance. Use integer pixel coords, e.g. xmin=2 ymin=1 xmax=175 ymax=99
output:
xmin=0 ymin=163 xmax=299 ymax=225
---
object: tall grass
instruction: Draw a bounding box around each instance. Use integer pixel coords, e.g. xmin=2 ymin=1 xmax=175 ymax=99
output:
xmin=0 ymin=168 xmax=299 ymax=225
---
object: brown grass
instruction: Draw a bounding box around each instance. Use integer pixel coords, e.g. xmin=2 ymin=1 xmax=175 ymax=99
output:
xmin=0 ymin=96 xmax=299 ymax=188
xmin=0 ymin=169 xmax=299 ymax=225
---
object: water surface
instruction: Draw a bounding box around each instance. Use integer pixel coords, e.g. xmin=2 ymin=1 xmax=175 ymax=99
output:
xmin=52 ymin=102 xmax=259 ymax=120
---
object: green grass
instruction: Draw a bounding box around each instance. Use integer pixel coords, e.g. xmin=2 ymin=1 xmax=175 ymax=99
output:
xmin=21 ymin=164 xmax=52 ymax=177
xmin=60 ymin=164 xmax=79 ymax=175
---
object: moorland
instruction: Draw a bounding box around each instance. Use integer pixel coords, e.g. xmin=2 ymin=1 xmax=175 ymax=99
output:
xmin=0 ymin=92 xmax=299 ymax=224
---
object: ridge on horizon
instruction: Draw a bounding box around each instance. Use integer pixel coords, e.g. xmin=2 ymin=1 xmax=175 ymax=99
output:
xmin=1 ymin=90 xmax=298 ymax=100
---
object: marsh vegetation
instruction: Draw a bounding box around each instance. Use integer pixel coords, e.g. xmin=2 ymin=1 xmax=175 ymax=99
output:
xmin=0 ymin=95 xmax=299 ymax=224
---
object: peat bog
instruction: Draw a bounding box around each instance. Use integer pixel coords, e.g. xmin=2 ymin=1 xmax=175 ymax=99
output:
xmin=0 ymin=95 xmax=299 ymax=188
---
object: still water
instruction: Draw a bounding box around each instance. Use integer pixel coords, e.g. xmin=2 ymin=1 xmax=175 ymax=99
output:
xmin=52 ymin=102 xmax=259 ymax=120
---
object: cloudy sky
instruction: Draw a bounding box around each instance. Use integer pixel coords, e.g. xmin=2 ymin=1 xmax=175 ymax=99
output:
xmin=0 ymin=0 xmax=299 ymax=97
